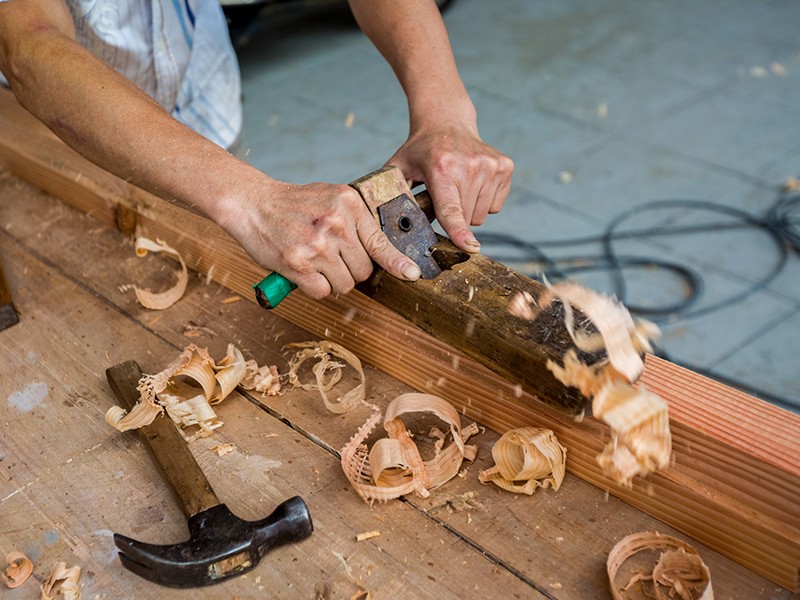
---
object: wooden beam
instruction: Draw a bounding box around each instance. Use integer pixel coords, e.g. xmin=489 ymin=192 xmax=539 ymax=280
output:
xmin=1 ymin=87 xmax=798 ymax=591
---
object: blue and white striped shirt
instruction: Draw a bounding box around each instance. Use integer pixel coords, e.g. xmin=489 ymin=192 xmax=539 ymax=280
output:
xmin=0 ymin=0 xmax=242 ymax=150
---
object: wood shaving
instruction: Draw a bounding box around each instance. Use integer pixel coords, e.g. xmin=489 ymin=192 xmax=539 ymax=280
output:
xmin=355 ymin=530 xmax=381 ymax=542
xmin=608 ymin=532 xmax=713 ymax=600
xmin=593 ymin=383 xmax=671 ymax=486
xmin=132 ymin=237 xmax=188 ymax=310
xmin=210 ymin=442 xmax=236 ymax=456
xmin=1 ymin=551 xmax=33 ymax=589
xmin=349 ymin=591 xmax=371 ymax=600
xmin=783 ymin=177 xmax=800 ymax=192
xmin=105 ymin=344 xmax=281 ymax=441
xmin=507 ymin=283 xmax=671 ymax=485
xmin=286 ymin=341 xmax=364 ymax=414
xmin=40 ymin=562 xmax=81 ymax=600
xmin=340 ymin=393 xmax=479 ymax=503
xmin=478 ymin=427 xmax=567 ymax=494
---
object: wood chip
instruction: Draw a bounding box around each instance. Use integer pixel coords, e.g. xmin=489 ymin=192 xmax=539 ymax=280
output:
xmin=355 ymin=530 xmax=381 ymax=542
xmin=210 ymin=442 xmax=236 ymax=456
xmin=607 ymin=532 xmax=713 ymax=600
xmin=1 ymin=551 xmax=33 ymax=589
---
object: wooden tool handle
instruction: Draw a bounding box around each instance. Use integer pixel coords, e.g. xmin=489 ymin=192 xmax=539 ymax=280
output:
xmin=0 ymin=261 xmax=19 ymax=331
xmin=106 ymin=361 xmax=221 ymax=518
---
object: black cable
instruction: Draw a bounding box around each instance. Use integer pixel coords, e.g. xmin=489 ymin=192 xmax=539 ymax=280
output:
xmin=478 ymin=197 xmax=794 ymax=322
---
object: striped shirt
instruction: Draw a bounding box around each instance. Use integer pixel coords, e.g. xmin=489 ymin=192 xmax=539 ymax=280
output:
xmin=0 ymin=0 xmax=242 ymax=150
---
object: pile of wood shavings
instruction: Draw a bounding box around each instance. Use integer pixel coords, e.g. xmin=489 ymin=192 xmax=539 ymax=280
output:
xmin=105 ymin=343 xmax=281 ymax=441
xmin=509 ymin=282 xmax=670 ymax=486
xmin=607 ymin=532 xmax=713 ymax=600
xmin=286 ymin=340 xmax=479 ymax=503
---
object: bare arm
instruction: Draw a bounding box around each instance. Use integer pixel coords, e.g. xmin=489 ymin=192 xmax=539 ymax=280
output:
xmin=0 ymin=0 xmax=420 ymax=298
xmin=348 ymin=0 xmax=514 ymax=252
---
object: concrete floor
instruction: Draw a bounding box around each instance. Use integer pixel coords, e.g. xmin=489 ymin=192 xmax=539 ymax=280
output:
xmin=232 ymin=0 xmax=800 ymax=412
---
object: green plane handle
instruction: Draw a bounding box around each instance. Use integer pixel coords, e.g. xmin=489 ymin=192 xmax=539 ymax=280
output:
xmin=253 ymin=272 xmax=298 ymax=309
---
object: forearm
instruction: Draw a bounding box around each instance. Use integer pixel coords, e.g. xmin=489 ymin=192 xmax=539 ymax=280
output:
xmin=347 ymin=0 xmax=476 ymax=131
xmin=0 ymin=9 xmax=263 ymax=227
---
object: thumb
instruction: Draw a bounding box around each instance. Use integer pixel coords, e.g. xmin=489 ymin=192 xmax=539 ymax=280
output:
xmin=357 ymin=214 xmax=422 ymax=281
xmin=429 ymin=179 xmax=481 ymax=254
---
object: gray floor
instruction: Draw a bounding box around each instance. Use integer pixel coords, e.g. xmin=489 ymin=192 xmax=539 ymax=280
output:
xmin=232 ymin=0 xmax=800 ymax=412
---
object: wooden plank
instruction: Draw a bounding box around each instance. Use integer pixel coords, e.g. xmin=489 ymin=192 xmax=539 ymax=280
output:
xmin=0 ymin=227 xmax=543 ymax=598
xmin=0 ymin=174 xmax=789 ymax=598
xmin=1 ymin=87 xmax=798 ymax=591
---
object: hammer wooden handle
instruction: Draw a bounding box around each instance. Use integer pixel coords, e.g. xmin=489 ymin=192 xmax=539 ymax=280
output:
xmin=106 ymin=361 xmax=221 ymax=519
xmin=0 ymin=261 xmax=19 ymax=331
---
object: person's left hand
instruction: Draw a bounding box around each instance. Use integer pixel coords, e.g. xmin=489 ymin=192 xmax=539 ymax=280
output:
xmin=386 ymin=122 xmax=514 ymax=253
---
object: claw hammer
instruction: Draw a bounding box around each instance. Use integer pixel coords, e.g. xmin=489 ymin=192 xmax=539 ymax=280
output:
xmin=106 ymin=361 xmax=313 ymax=587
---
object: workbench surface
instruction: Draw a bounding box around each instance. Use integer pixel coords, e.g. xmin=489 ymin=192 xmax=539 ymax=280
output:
xmin=0 ymin=171 xmax=790 ymax=599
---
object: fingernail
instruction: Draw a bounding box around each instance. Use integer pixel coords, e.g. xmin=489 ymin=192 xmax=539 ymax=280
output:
xmin=402 ymin=262 xmax=422 ymax=281
xmin=464 ymin=236 xmax=481 ymax=253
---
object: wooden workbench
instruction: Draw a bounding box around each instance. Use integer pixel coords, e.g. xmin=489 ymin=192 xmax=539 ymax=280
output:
xmin=0 ymin=170 xmax=791 ymax=599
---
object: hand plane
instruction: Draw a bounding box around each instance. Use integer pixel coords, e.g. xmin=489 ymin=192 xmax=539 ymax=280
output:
xmin=255 ymin=167 xmax=595 ymax=416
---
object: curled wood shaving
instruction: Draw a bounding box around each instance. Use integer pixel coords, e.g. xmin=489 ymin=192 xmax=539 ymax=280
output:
xmin=40 ymin=562 xmax=81 ymax=600
xmin=132 ymin=237 xmax=188 ymax=310
xmin=105 ymin=344 xmax=281 ymax=441
xmin=608 ymin=532 xmax=713 ymax=600
xmin=286 ymin=341 xmax=364 ymax=414
xmin=540 ymin=282 xmax=656 ymax=383
xmin=478 ymin=427 xmax=567 ymax=494
xmin=340 ymin=393 xmax=479 ymax=503
xmin=783 ymin=176 xmax=800 ymax=192
xmin=593 ymin=382 xmax=671 ymax=486
xmin=1 ymin=551 xmax=33 ymax=589
xmin=508 ymin=283 xmax=671 ymax=486
xmin=355 ymin=530 xmax=381 ymax=542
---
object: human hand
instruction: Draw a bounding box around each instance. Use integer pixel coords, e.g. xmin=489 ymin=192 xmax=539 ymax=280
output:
xmin=220 ymin=179 xmax=422 ymax=300
xmin=387 ymin=123 xmax=514 ymax=253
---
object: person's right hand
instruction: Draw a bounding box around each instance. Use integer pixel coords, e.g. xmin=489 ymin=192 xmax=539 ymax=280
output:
xmin=219 ymin=179 xmax=422 ymax=300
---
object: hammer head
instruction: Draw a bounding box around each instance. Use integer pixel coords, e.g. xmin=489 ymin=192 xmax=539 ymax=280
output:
xmin=114 ymin=496 xmax=313 ymax=587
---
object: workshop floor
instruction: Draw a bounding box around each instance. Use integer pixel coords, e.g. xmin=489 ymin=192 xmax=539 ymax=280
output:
xmin=233 ymin=0 xmax=800 ymax=412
